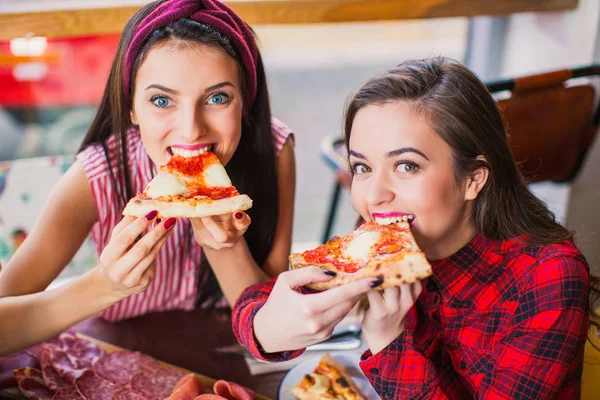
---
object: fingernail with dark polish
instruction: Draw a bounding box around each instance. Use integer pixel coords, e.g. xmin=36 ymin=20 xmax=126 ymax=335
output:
xmin=146 ymin=210 xmax=158 ymax=220
xmin=234 ymin=212 xmax=243 ymax=220
xmin=323 ymin=269 xmax=337 ymax=277
xmin=155 ymin=218 xmax=161 ymax=224
xmin=370 ymin=276 xmax=384 ymax=288
xmin=164 ymin=218 xmax=176 ymax=229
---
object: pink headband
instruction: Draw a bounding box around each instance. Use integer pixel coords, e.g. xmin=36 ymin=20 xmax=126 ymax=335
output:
xmin=123 ymin=0 xmax=258 ymax=109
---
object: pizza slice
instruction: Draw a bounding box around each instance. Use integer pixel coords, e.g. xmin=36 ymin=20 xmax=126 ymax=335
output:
xmin=292 ymin=354 xmax=366 ymax=400
xmin=289 ymin=220 xmax=432 ymax=291
xmin=122 ymin=151 xmax=252 ymax=218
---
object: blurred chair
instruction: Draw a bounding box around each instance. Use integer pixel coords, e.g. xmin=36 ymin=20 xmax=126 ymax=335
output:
xmin=319 ymin=65 xmax=600 ymax=243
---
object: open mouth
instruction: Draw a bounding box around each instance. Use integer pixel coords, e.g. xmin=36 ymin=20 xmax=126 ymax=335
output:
xmin=373 ymin=214 xmax=415 ymax=225
xmin=167 ymin=144 xmax=214 ymax=158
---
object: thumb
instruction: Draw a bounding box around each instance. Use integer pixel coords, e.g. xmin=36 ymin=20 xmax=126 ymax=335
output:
xmin=281 ymin=266 xmax=336 ymax=289
xmin=233 ymin=211 xmax=251 ymax=231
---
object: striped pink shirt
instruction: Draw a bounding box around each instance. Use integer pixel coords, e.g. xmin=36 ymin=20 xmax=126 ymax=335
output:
xmin=77 ymin=118 xmax=294 ymax=321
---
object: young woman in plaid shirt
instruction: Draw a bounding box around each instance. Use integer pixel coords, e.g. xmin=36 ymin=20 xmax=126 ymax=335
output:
xmin=233 ymin=57 xmax=593 ymax=399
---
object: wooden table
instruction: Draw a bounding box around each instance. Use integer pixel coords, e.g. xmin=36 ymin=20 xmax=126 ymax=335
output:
xmin=72 ymin=308 xmax=285 ymax=400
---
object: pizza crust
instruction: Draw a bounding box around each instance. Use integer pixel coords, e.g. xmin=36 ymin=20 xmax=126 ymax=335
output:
xmin=122 ymin=194 xmax=252 ymax=218
xmin=291 ymin=354 xmax=367 ymax=400
xmin=289 ymin=249 xmax=432 ymax=291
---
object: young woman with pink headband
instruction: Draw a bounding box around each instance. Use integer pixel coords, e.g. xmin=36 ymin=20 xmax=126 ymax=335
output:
xmin=0 ymin=0 xmax=312 ymax=354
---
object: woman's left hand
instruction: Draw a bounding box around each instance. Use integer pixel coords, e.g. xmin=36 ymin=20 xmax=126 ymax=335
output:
xmin=190 ymin=211 xmax=251 ymax=250
xmin=362 ymin=282 xmax=422 ymax=355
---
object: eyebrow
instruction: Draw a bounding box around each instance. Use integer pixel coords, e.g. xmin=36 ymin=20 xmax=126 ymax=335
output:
xmin=144 ymin=81 xmax=234 ymax=95
xmin=348 ymin=147 xmax=429 ymax=161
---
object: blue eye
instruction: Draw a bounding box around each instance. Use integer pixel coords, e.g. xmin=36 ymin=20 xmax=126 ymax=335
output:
xmin=151 ymin=96 xmax=171 ymax=108
xmin=207 ymin=93 xmax=230 ymax=105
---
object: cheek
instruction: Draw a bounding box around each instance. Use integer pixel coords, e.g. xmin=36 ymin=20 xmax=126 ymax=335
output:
xmin=350 ymin=179 xmax=369 ymax=217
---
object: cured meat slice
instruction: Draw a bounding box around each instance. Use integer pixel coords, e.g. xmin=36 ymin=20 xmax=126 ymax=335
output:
xmin=60 ymin=334 xmax=104 ymax=369
xmin=131 ymin=366 xmax=187 ymax=400
xmin=0 ymin=351 xmax=39 ymax=388
xmin=212 ymin=380 xmax=255 ymax=400
xmin=40 ymin=348 xmax=69 ymax=392
xmin=52 ymin=386 xmax=84 ymax=400
xmin=74 ymin=370 xmax=118 ymax=400
xmin=50 ymin=347 xmax=87 ymax=384
xmin=95 ymin=351 xmax=158 ymax=386
xmin=112 ymin=387 xmax=148 ymax=400
xmin=167 ymin=373 xmax=207 ymax=399
xmin=13 ymin=367 xmax=53 ymax=400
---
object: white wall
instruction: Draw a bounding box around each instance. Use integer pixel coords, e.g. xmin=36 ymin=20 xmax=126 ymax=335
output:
xmin=500 ymin=0 xmax=600 ymax=271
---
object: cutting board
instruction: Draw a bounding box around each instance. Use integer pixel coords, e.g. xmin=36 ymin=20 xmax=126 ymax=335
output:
xmin=1 ymin=334 xmax=271 ymax=400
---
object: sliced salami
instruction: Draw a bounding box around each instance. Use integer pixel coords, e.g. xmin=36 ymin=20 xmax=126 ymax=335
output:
xmin=52 ymin=386 xmax=84 ymax=400
xmin=112 ymin=387 xmax=147 ymax=400
xmin=131 ymin=366 xmax=187 ymax=400
xmin=50 ymin=347 xmax=87 ymax=384
xmin=95 ymin=351 xmax=158 ymax=386
xmin=61 ymin=334 xmax=104 ymax=369
xmin=13 ymin=367 xmax=54 ymax=400
xmin=74 ymin=370 xmax=118 ymax=400
xmin=40 ymin=348 xmax=69 ymax=392
xmin=0 ymin=351 xmax=39 ymax=388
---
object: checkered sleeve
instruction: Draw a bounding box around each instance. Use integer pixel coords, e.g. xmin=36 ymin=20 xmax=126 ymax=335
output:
xmin=359 ymin=323 xmax=450 ymax=399
xmin=232 ymin=278 xmax=305 ymax=362
xmin=478 ymin=254 xmax=589 ymax=399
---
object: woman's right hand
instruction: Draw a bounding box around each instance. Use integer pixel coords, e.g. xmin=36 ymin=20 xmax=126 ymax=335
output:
xmin=253 ymin=267 xmax=381 ymax=353
xmin=96 ymin=210 xmax=176 ymax=298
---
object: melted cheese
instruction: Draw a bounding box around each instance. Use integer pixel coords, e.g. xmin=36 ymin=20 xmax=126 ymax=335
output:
xmin=308 ymin=373 xmax=331 ymax=394
xmin=342 ymin=231 xmax=381 ymax=262
xmin=203 ymin=163 xmax=232 ymax=187
xmin=145 ymin=171 xmax=188 ymax=198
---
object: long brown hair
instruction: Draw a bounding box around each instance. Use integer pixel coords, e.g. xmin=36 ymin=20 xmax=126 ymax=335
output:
xmin=343 ymin=57 xmax=600 ymax=330
xmin=79 ymin=1 xmax=279 ymax=307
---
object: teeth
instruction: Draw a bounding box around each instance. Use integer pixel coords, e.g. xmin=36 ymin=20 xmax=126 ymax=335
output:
xmin=170 ymin=146 xmax=211 ymax=158
xmin=373 ymin=215 xmax=415 ymax=225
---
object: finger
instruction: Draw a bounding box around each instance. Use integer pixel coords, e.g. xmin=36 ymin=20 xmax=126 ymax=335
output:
xmin=399 ymin=283 xmax=416 ymax=312
xmin=310 ymin=296 xmax=362 ymax=337
xmin=366 ymin=290 xmax=387 ymax=318
xmin=125 ymin=229 xmax=173 ymax=287
xmin=383 ymin=287 xmax=401 ymax=310
xmin=200 ymin=216 xmax=230 ymax=243
xmin=212 ymin=213 xmax=233 ymax=227
xmin=279 ymin=267 xmax=337 ymax=289
xmin=411 ymin=281 xmax=423 ymax=300
xmin=112 ymin=211 xmax=159 ymax=254
xmin=110 ymin=216 xmax=137 ymax=239
xmin=309 ymin=277 xmax=375 ymax=313
xmin=118 ymin=218 xmax=176 ymax=274
xmin=232 ymin=211 xmax=251 ymax=232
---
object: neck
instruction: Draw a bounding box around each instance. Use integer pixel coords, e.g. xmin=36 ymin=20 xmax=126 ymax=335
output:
xmin=424 ymin=218 xmax=477 ymax=262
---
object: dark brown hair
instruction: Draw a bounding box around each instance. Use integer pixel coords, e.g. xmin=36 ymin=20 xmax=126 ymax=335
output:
xmin=343 ymin=56 xmax=599 ymax=330
xmin=79 ymin=1 xmax=278 ymax=307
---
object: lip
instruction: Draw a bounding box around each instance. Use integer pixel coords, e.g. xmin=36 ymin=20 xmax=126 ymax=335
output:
xmin=170 ymin=143 xmax=213 ymax=150
xmin=371 ymin=212 xmax=411 ymax=218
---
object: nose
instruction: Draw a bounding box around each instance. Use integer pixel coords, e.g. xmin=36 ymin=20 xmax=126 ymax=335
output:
xmin=178 ymin=104 xmax=206 ymax=142
xmin=366 ymin=170 xmax=395 ymax=207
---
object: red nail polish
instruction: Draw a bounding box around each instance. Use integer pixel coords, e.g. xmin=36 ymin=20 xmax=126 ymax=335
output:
xmin=146 ymin=210 xmax=158 ymax=220
xmin=164 ymin=218 xmax=176 ymax=229
xmin=234 ymin=212 xmax=243 ymax=220
xmin=156 ymin=218 xmax=161 ymax=224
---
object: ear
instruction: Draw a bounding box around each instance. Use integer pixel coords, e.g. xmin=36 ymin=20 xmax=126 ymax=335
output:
xmin=130 ymin=108 xmax=138 ymax=125
xmin=464 ymin=156 xmax=489 ymax=201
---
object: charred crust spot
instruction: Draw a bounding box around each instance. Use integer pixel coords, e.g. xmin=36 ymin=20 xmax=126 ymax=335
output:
xmin=336 ymin=377 xmax=350 ymax=387
xmin=396 ymin=274 xmax=403 ymax=279
xmin=305 ymin=374 xmax=314 ymax=384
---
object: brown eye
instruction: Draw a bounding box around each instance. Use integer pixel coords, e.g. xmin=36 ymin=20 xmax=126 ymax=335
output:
xmin=353 ymin=164 xmax=372 ymax=175
xmin=396 ymin=162 xmax=418 ymax=173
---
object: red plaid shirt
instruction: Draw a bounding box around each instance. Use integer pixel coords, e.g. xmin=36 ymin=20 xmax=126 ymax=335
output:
xmin=233 ymin=235 xmax=590 ymax=399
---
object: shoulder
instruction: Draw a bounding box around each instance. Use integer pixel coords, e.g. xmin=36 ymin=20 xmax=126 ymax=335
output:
xmin=502 ymin=239 xmax=589 ymax=297
xmin=271 ymin=117 xmax=295 ymax=155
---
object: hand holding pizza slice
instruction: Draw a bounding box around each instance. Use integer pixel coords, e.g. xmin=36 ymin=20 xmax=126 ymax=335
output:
xmin=123 ymin=150 xmax=252 ymax=218
xmin=289 ymin=221 xmax=432 ymax=290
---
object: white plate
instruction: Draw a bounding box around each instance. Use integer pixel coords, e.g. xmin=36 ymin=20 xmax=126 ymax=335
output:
xmin=277 ymin=353 xmax=380 ymax=399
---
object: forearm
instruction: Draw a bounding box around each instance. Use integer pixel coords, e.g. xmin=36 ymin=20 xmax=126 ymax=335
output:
xmin=203 ymin=238 xmax=268 ymax=306
xmin=0 ymin=267 xmax=121 ymax=356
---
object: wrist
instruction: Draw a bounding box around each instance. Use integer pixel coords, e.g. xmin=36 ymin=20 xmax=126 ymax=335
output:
xmin=253 ymin=306 xmax=275 ymax=354
xmin=364 ymin=322 xmax=405 ymax=355
xmin=87 ymin=265 xmax=127 ymax=304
